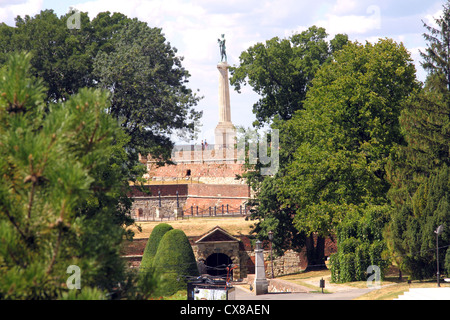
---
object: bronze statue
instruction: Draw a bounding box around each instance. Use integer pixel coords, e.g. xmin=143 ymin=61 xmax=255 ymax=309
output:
xmin=218 ymin=34 xmax=227 ymax=62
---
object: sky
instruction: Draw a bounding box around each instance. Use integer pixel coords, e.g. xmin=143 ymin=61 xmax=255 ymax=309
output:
xmin=0 ymin=0 xmax=447 ymax=145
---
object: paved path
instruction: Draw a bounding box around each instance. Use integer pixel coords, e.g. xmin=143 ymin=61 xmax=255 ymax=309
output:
xmin=234 ymin=285 xmax=372 ymax=300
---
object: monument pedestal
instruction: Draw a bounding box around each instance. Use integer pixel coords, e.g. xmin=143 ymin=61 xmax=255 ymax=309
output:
xmin=254 ymin=240 xmax=268 ymax=295
xmin=156 ymin=207 xmax=162 ymax=219
xmin=214 ymin=122 xmax=236 ymax=149
xmin=215 ymin=61 xmax=236 ymax=150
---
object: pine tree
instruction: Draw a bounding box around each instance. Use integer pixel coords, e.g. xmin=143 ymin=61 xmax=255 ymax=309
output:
xmin=0 ymin=53 xmax=137 ymax=299
xmin=421 ymin=2 xmax=450 ymax=92
xmin=386 ymin=2 xmax=450 ymax=279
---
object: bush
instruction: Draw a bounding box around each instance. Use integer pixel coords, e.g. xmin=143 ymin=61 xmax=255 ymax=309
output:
xmin=330 ymin=205 xmax=390 ymax=283
xmin=152 ymin=229 xmax=199 ymax=296
xmin=140 ymin=223 xmax=173 ymax=272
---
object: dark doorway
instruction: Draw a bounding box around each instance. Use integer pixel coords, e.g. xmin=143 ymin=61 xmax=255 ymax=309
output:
xmin=186 ymin=169 xmax=191 ymax=177
xmin=205 ymin=253 xmax=233 ymax=278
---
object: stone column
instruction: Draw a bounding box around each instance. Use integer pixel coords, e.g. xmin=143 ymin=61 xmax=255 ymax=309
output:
xmin=254 ymin=240 xmax=268 ymax=295
xmin=217 ymin=62 xmax=231 ymax=123
xmin=215 ymin=62 xmax=236 ymax=150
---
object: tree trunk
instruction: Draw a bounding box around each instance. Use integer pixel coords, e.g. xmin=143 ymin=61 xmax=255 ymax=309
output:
xmin=305 ymin=234 xmax=326 ymax=271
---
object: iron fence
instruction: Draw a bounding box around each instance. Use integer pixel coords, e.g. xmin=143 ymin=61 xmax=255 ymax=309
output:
xmin=130 ymin=204 xmax=251 ymax=221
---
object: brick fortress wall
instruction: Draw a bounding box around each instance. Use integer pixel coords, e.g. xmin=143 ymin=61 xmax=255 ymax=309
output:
xmin=131 ymin=146 xmax=251 ymax=219
xmin=129 ymin=183 xmax=251 ymax=219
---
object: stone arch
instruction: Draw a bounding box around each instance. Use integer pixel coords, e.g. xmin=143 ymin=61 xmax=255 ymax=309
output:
xmin=205 ymin=252 xmax=232 ymax=277
xmin=193 ymin=226 xmax=242 ymax=280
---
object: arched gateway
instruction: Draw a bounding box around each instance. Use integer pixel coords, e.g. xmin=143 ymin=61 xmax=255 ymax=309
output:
xmin=192 ymin=226 xmax=243 ymax=280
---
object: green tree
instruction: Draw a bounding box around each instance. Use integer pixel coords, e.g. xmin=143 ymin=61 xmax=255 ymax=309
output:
xmin=0 ymin=10 xmax=201 ymax=164
xmin=388 ymin=166 xmax=450 ymax=279
xmin=0 ymin=10 xmax=97 ymax=101
xmin=152 ymin=229 xmax=199 ymax=297
xmin=0 ymin=52 xmax=142 ymax=299
xmin=386 ymin=2 xmax=450 ymax=279
xmin=93 ymin=18 xmax=202 ymax=162
xmin=140 ymin=223 xmax=173 ymax=272
xmin=285 ymin=39 xmax=417 ymax=268
xmin=247 ymin=38 xmax=418 ymax=270
xmin=421 ymin=1 xmax=450 ymax=92
xmin=330 ymin=204 xmax=391 ymax=283
xmin=230 ymin=26 xmax=348 ymax=126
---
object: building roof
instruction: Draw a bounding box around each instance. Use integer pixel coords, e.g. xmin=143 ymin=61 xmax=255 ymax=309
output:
xmin=195 ymin=226 xmax=239 ymax=243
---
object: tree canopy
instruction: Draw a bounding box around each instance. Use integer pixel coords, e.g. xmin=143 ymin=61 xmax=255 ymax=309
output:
xmin=0 ymin=53 xmax=137 ymax=299
xmin=94 ymin=18 xmax=202 ymax=161
xmin=230 ymin=26 xmax=348 ymax=126
xmin=385 ymin=2 xmax=450 ymax=279
xmin=245 ymin=38 xmax=418 ymax=270
xmin=0 ymin=10 xmax=202 ymax=164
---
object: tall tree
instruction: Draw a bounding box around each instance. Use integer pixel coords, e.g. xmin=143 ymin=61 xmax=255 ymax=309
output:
xmin=93 ymin=18 xmax=202 ymax=161
xmin=0 ymin=10 xmax=201 ymax=164
xmin=0 ymin=53 xmax=150 ymax=299
xmin=247 ymin=38 xmax=418 ymax=269
xmin=421 ymin=1 xmax=450 ymax=92
xmin=386 ymin=2 xmax=450 ymax=279
xmin=230 ymin=26 xmax=348 ymax=127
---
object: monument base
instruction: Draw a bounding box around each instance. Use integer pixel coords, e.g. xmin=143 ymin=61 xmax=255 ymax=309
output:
xmin=214 ymin=122 xmax=236 ymax=149
xmin=254 ymin=279 xmax=268 ymax=295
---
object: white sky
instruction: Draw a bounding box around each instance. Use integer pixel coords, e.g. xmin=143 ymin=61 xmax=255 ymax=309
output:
xmin=0 ymin=0 xmax=446 ymax=144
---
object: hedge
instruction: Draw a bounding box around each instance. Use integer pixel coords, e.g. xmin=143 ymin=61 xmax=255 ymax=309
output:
xmin=152 ymin=229 xmax=199 ymax=296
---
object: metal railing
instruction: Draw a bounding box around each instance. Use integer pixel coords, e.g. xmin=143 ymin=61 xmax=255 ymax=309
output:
xmin=130 ymin=204 xmax=250 ymax=221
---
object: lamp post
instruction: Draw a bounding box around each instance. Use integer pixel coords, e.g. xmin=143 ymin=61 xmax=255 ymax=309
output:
xmin=158 ymin=190 xmax=161 ymax=207
xmin=435 ymin=225 xmax=444 ymax=287
xmin=268 ymin=230 xmax=274 ymax=279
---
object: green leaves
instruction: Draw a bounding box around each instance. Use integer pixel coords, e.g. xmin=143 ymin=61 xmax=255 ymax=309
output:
xmin=0 ymin=53 xmax=133 ymax=299
xmin=280 ymin=39 xmax=418 ymax=230
xmin=93 ymin=19 xmax=202 ymax=161
xmin=230 ymin=26 xmax=348 ymax=126
xmin=0 ymin=53 xmax=46 ymax=117
xmin=0 ymin=10 xmax=201 ymax=165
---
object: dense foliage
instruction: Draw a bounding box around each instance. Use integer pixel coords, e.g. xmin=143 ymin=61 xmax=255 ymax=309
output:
xmin=0 ymin=9 xmax=202 ymax=164
xmin=242 ymin=37 xmax=418 ymax=272
xmin=385 ymin=2 xmax=450 ymax=279
xmin=0 ymin=53 xmax=135 ymax=299
xmin=230 ymin=26 xmax=348 ymax=126
xmin=151 ymin=229 xmax=199 ymax=296
xmin=140 ymin=223 xmax=173 ymax=272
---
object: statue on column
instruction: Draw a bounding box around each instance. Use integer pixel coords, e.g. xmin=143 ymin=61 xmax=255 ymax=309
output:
xmin=218 ymin=34 xmax=227 ymax=62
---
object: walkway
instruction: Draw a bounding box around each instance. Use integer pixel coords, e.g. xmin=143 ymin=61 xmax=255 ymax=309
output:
xmin=234 ymin=285 xmax=372 ymax=300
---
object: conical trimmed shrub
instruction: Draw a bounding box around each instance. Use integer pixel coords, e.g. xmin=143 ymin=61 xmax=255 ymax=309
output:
xmin=140 ymin=223 xmax=173 ymax=272
xmin=152 ymin=229 xmax=199 ymax=296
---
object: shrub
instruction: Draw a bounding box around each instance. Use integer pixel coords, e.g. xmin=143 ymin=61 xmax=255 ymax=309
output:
xmin=152 ymin=229 xmax=199 ymax=296
xmin=330 ymin=205 xmax=390 ymax=283
xmin=140 ymin=223 xmax=173 ymax=272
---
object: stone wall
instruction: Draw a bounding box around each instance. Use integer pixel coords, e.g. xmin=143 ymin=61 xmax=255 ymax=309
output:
xmin=121 ymin=235 xmax=312 ymax=279
xmin=146 ymin=161 xmax=246 ymax=185
xmin=129 ymin=184 xmax=250 ymax=219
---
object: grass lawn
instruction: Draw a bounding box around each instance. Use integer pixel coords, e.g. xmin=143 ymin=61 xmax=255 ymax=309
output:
xmin=129 ymin=216 xmax=257 ymax=239
xmin=355 ymin=279 xmax=450 ymax=300
xmin=278 ymin=268 xmax=450 ymax=299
